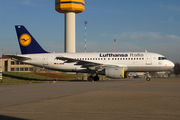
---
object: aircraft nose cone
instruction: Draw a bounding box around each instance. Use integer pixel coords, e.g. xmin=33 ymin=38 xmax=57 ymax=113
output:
xmin=171 ymin=62 xmax=175 ymax=68
xmin=168 ymin=61 xmax=175 ymax=69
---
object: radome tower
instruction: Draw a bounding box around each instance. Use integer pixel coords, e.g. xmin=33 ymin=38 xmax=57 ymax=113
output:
xmin=55 ymin=0 xmax=85 ymax=53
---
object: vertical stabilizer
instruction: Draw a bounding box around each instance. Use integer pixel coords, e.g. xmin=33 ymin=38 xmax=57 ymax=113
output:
xmin=15 ymin=25 xmax=48 ymax=54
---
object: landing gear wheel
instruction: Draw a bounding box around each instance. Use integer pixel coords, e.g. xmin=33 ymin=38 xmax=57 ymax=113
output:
xmin=94 ymin=76 xmax=99 ymax=81
xmin=146 ymin=77 xmax=151 ymax=81
xmin=88 ymin=76 xmax=94 ymax=82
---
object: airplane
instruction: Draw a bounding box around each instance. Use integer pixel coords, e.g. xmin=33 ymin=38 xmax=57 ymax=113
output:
xmin=6 ymin=25 xmax=174 ymax=81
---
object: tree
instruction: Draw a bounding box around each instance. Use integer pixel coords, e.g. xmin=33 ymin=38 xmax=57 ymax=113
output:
xmin=174 ymin=63 xmax=180 ymax=75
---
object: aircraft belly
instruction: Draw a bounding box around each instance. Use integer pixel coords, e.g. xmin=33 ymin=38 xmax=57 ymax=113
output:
xmin=127 ymin=66 xmax=163 ymax=72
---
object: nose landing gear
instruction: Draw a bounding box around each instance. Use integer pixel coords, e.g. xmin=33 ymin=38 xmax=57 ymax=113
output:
xmin=145 ymin=72 xmax=151 ymax=81
xmin=146 ymin=77 xmax=151 ymax=81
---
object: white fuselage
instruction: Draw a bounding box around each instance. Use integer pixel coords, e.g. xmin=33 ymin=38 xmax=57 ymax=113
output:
xmin=19 ymin=52 xmax=174 ymax=73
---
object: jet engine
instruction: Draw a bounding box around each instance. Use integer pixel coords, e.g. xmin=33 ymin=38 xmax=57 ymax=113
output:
xmin=105 ymin=67 xmax=125 ymax=79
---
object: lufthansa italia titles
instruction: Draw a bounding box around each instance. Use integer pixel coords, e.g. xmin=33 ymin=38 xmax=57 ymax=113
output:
xmin=99 ymin=53 xmax=144 ymax=57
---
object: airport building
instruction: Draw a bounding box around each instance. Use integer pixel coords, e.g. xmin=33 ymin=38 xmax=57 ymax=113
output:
xmin=1 ymin=55 xmax=34 ymax=72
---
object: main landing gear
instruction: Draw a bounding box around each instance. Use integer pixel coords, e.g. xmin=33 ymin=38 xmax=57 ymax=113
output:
xmin=87 ymin=74 xmax=99 ymax=82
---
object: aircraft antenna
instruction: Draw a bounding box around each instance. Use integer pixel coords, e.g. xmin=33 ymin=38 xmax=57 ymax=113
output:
xmin=114 ymin=39 xmax=116 ymax=52
xmin=84 ymin=21 xmax=87 ymax=53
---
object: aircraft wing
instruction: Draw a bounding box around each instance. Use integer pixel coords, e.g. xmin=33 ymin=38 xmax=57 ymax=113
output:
xmin=5 ymin=55 xmax=31 ymax=61
xmin=56 ymin=57 xmax=79 ymax=63
xmin=56 ymin=56 xmax=110 ymax=70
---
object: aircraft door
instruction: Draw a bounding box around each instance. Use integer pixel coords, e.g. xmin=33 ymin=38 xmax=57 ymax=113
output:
xmin=146 ymin=54 xmax=152 ymax=65
xmin=43 ymin=56 xmax=48 ymax=65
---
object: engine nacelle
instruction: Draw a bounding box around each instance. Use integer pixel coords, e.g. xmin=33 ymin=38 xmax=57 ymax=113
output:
xmin=105 ymin=67 xmax=125 ymax=79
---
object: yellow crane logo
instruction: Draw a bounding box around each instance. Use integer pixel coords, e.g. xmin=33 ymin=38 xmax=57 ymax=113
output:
xmin=19 ymin=34 xmax=31 ymax=46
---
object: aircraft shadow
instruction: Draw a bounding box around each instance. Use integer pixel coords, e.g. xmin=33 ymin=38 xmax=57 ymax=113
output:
xmin=2 ymin=73 xmax=87 ymax=82
xmin=0 ymin=114 xmax=28 ymax=120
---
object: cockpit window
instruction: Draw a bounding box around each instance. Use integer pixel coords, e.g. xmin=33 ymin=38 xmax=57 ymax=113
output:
xmin=158 ymin=57 xmax=167 ymax=60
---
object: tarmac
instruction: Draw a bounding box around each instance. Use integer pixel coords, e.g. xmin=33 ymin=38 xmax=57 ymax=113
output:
xmin=0 ymin=78 xmax=180 ymax=120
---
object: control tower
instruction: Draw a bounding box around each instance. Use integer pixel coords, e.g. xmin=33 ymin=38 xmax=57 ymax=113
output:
xmin=55 ymin=0 xmax=85 ymax=53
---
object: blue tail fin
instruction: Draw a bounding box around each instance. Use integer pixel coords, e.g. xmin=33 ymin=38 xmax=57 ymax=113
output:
xmin=15 ymin=25 xmax=48 ymax=54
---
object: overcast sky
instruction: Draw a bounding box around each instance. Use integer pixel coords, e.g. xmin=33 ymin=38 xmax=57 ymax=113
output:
xmin=0 ymin=0 xmax=180 ymax=62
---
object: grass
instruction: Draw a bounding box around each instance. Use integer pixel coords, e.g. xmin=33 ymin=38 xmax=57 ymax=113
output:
xmin=0 ymin=72 xmax=85 ymax=85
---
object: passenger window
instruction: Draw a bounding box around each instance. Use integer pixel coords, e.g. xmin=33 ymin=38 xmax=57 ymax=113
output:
xmin=112 ymin=58 xmax=114 ymax=60
xmin=108 ymin=58 xmax=110 ymax=60
xmin=104 ymin=58 xmax=106 ymax=60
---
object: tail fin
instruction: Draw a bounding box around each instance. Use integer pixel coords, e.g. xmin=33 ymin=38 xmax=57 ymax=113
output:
xmin=15 ymin=25 xmax=48 ymax=54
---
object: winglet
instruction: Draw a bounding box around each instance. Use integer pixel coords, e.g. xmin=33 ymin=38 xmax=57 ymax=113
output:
xmin=15 ymin=25 xmax=48 ymax=54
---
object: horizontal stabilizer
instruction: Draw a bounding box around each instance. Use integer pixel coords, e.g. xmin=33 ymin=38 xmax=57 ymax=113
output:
xmin=6 ymin=55 xmax=31 ymax=61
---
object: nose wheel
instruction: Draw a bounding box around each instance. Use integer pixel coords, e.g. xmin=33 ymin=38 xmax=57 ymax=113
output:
xmin=145 ymin=72 xmax=151 ymax=81
xmin=146 ymin=77 xmax=151 ymax=81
